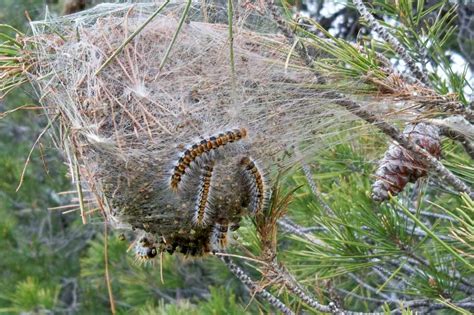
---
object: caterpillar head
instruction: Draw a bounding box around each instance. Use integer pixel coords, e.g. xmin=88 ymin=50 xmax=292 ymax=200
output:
xmin=134 ymin=237 xmax=158 ymax=262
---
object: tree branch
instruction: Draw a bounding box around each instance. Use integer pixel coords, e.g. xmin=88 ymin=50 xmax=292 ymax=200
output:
xmin=278 ymin=218 xmax=325 ymax=246
xmin=218 ymin=254 xmax=295 ymax=315
xmin=322 ymin=91 xmax=474 ymax=199
xmin=352 ymin=0 xmax=430 ymax=86
xmin=391 ymin=298 xmax=474 ymax=314
xmin=267 ymin=259 xmax=338 ymax=313
xmin=267 ymin=2 xmax=473 ymax=199
xmin=300 ymin=160 xmax=335 ymax=216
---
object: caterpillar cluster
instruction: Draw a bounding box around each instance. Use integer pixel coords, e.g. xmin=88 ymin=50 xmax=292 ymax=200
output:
xmin=168 ymin=127 xmax=268 ymax=252
xmin=29 ymin=4 xmax=331 ymax=259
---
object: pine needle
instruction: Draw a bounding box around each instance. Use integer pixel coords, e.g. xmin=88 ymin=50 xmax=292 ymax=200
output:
xmin=227 ymin=0 xmax=235 ymax=76
xmin=95 ymin=0 xmax=170 ymax=76
xmin=16 ymin=114 xmax=58 ymax=192
xmin=73 ymin=150 xmax=87 ymax=225
xmin=159 ymin=0 xmax=191 ymax=70
xmin=398 ymin=202 xmax=474 ymax=270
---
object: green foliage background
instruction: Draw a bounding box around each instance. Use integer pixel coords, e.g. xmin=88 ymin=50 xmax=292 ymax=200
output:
xmin=0 ymin=0 xmax=472 ymax=314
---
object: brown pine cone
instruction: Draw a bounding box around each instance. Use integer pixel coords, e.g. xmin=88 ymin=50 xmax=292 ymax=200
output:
xmin=372 ymin=123 xmax=441 ymax=201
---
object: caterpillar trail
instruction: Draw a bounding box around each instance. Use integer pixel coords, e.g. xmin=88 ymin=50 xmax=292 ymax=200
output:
xmin=134 ymin=237 xmax=158 ymax=262
xmin=212 ymin=221 xmax=229 ymax=249
xmin=193 ymin=161 xmax=215 ymax=226
xmin=240 ymin=156 xmax=266 ymax=214
xmin=170 ymin=128 xmax=248 ymax=191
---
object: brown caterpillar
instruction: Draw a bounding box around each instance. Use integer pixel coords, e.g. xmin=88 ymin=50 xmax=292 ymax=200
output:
xmin=170 ymin=128 xmax=248 ymax=190
xmin=193 ymin=162 xmax=215 ymax=226
xmin=212 ymin=221 xmax=229 ymax=249
xmin=240 ymin=156 xmax=266 ymax=214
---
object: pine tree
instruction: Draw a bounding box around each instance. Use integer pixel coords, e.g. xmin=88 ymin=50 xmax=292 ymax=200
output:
xmin=0 ymin=0 xmax=472 ymax=314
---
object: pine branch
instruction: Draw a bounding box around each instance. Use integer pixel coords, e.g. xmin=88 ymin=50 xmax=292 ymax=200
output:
xmin=337 ymin=288 xmax=387 ymax=304
xmin=278 ymin=218 xmax=325 ymax=246
xmin=442 ymin=130 xmax=474 ymax=159
xmin=103 ymin=222 xmax=116 ymax=315
xmin=436 ymin=119 xmax=474 ymax=159
xmin=352 ymin=0 xmax=430 ymax=86
xmin=391 ymin=298 xmax=474 ymax=314
xmin=267 ymin=260 xmax=337 ymax=313
xmin=300 ymin=160 xmax=335 ymax=216
xmin=295 ymin=18 xmax=418 ymax=84
xmin=267 ymin=2 xmax=473 ymax=199
xmin=322 ymin=91 xmax=474 ymax=199
xmin=217 ymin=254 xmax=295 ymax=315
xmin=406 ymin=207 xmax=457 ymax=222
xmin=420 ymin=100 xmax=474 ymax=123
xmin=352 ymin=0 xmax=474 ymax=122
xmin=347 ymin=273 xmax=396 ymax=302
xmin=371 ymin=264 xmax=410 ymax=291
xmin=385 ymin=251 xmax=474 ymax=295
xmin=267 ymin=0 xmax=325 ymax=83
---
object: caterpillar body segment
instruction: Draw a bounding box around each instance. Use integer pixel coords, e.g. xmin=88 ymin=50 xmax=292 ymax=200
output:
xmin=240 ymin=156 xmax=267 ymax=215
xmin=170 ymin=128 xmax=248 ymax=191
xmin=193 ymin=162 xmax=215 ymax=227
xmin=212 ymin=221 xmax=229 ymax=249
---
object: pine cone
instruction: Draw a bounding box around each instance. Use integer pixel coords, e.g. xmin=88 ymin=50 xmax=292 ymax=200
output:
xmin=372 ymin=123 xmax=441 ymax=201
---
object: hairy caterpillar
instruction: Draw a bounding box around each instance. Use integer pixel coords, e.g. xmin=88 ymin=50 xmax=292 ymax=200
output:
xmin=240 ymin=156 xmax=266 ymax=214
xmin=212 ymin=221 xmax=229 ymax=249
xmin=193 ymin=162 xmax=215 ymax=226
xmin=134 ymin=237 xmax=158 ymax=262
xmin=170 ymin=128 xmax=248 ymax=191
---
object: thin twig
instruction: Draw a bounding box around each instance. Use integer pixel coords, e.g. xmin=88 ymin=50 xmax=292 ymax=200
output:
xmin=0 ymin=104 xmax=42 ymax=119
xmin=16 ymin=114 xmax=59 ymax=192
xmin=352 ymin=0 xmax=430 ymax=86
xmin=72 ymin=150 xmax=87 ymax=224
xmin=300 ymin=160 xmax=335 ymax=216
xmin=95 ymin=1 xmax=170 ymax=76
xmin=268 ymin=260 xmax=337 ymax=313
xmin=218 ymin=255 xmax=295 ymax=315
xmin=227 ymin=0 xmax=235 ymax=77
xmin=159 ymin=0 xmax=191 ymax=70
xmin=278 ymin=218 xmax=325 ymax=246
